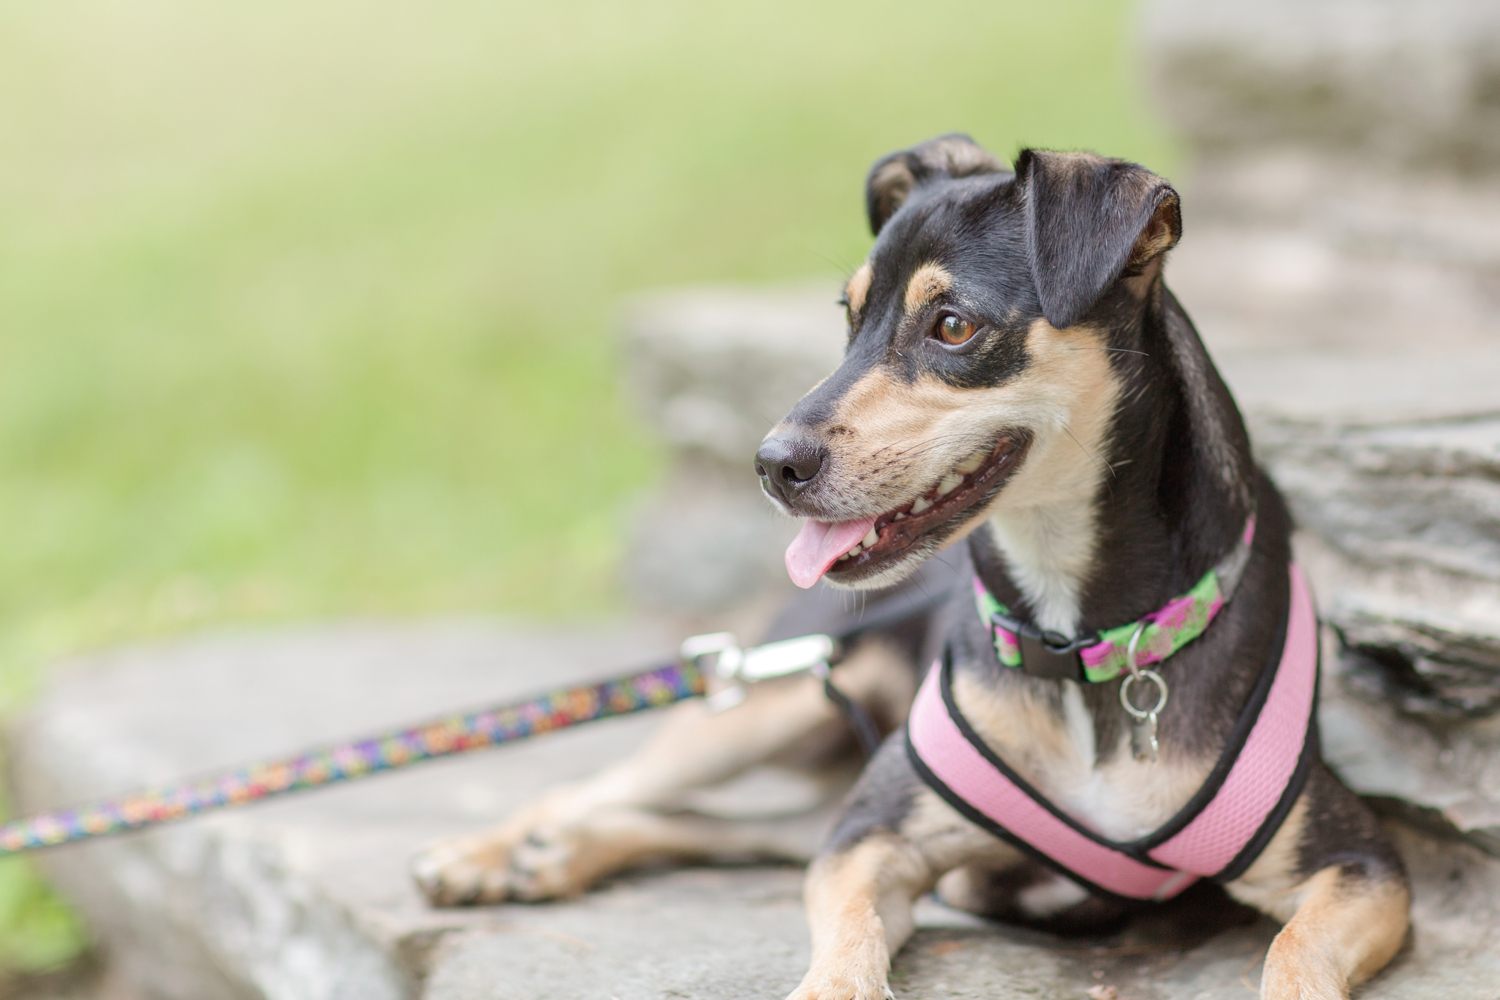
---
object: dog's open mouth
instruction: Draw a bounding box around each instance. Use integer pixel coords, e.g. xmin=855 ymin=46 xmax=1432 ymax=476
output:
xmin=785 ymin=434 xmax=1029 ymax=588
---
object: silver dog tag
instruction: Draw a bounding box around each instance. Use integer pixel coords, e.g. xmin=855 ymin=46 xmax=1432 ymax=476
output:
xmin=1119 ymin=664 xmax=1168 ymax=764
xmin=1130 ymin=713 xmax=1159 ymax=762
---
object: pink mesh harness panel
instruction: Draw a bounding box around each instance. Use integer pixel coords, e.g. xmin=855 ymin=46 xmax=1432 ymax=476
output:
xmin=906 ymin=565 xmax=1319 ymax=901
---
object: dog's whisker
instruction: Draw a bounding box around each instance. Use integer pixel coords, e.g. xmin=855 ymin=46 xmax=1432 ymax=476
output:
xmin=803 ymin=246 xmax=860 ymax=277
xmin=1059 ymin=346 xmax=1150 ymax=357
xmin=879 ymin=433 xmax=969 ymax=462
xmin=872 ymin=434 xmax=953 ymax=458
xmin=750 ymin=406 xmax=784 ymax=431
xmin=1062 ymin=422 xmax=1115 ymax=482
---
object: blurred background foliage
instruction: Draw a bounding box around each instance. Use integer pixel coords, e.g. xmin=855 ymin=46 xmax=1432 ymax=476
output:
xmin=0 ymin=0 xmax=1168 ymax=974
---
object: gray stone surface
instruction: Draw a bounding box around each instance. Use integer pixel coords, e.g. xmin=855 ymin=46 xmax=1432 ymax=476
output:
xmin=11 ymin=621 xmax=1500 ymax=1000
xmin=1220 ymin=375 xmax=1500 ymax=855
xmin=1257 ymin=415 xmax=1500 ymax=577
xmin=618 ymin=284 xmax=846 ymax=614
xmin=1322 ymin=662 xmax=1500 ymax=857
xmin=620 ymin=286 xmax=844 ymax=470
xmin=421 ymin=836 xmax=1500 ymax=1000
xmin=1155 ymin=159 xmax=1500 ymax=369
xmin=1139 ymin=0 xmax=1500 ymax=168
xmin=7 ymin=622 xmax=677 ymax=1000
xmin=1254 ymin=418 xmax=1500 ymax=716
xmin=1138 ymin=0 xmax=1500 ymax=450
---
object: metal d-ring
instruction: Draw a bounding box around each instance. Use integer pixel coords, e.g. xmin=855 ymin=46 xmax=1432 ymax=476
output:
xmin=1119 ymin=621 xmax=1168 ymax=720
xmin=1120 ymin=669 xmax=1168 ymax=720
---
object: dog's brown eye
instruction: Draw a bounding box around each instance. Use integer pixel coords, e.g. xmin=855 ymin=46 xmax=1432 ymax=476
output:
xmin=938 ymin=315 xmax=976 ymax=345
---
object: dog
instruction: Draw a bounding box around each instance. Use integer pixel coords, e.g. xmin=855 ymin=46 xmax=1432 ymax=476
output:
xmin=412 ymin=136 xmax=1410 ymax=1000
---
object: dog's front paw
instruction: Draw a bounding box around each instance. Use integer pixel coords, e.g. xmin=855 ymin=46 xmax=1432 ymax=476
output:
xmin=412 ymin=804 xmax=657 ymax=906
xmin=1260 ymin=953 xmax=1346 ymax=1000
xmin=411 ymin=830 xmax=519 ymax=907
xmin=785 ymin=971 xmax=896 ymax=1000
xmin=504 ymin=810 xmax=643 ymax=901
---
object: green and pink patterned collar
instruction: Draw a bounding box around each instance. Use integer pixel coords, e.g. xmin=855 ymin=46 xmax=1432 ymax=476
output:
xmin=975 ymin=516 xmax=1256 ymax=684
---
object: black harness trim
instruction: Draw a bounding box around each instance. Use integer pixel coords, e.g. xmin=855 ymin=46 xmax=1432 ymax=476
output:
xmin=904 ymin=724 xmax=1141 ymax=906
xmin=1214 ymin=664 xmax=1320 ymax=884
xmin=1129 ymin=585 xmax=1292 ymax=852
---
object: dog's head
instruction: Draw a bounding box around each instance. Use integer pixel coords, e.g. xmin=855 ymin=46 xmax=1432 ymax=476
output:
xmin=756 ymin=135 xmax=1181 ymax=591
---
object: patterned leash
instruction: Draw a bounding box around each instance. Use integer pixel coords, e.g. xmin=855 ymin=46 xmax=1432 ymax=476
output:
xmin=0 ymin=581 xmax=953 ymax=857
xmin=0 ymin=660 xmax=706 ymax=855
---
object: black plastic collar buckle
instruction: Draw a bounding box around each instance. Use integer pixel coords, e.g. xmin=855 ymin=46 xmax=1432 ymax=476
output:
xmin=988 ymin=612 xmax=1096 ymax=682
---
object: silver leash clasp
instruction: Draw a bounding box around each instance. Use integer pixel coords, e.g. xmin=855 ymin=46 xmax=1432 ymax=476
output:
xmin=680 ymin=632 xmax=742 ymax=680
xmin=680 ymin=632 xmax=840 ymax=712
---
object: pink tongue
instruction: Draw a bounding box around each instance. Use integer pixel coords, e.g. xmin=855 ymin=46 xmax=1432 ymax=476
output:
xmin=785 ymin=517 xmax=878 ymax=589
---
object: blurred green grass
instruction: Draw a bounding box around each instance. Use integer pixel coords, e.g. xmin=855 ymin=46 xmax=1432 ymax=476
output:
xmin=0 ymin=0 xmax=1169 ymax=972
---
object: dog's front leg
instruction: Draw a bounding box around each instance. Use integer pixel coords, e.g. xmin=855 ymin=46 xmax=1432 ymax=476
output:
xmin=414 ymin=637 xmax=914 ymax=905
xmin=787 ymin=741 xmax=1022 ymax=1000
xmin=1257 ymin=865 xmax=1409 ymax=1000
xmin=790 ymin=835 xmax=924 ymax=1000
xmin=1227 ymin=768 xmax=1410 ymax=999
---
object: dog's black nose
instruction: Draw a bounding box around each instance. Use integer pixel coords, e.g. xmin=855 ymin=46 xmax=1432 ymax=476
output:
xmin=755 ymin=435 xmax=827 ymax=504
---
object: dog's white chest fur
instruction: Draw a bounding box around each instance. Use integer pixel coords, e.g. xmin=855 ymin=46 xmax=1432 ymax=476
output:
xmin=1041 ymin=735 xmax=1202 ymax=842
xmin=980 ymin=508 xmax=1203 ymax=842
xmin=987 ymin=507 xmax=1094 ymax=636
xmin=955 ymin=667 xmax=1203 ymax=842
xmin=986 ymin=504 xmax=1098 ymax=764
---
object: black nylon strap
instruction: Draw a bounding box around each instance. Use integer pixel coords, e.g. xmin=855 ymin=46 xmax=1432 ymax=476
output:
xmin=816 ymin=565 xmax=960 ymax=758
xmin=821 ymin=676 xmax=883 ymax=757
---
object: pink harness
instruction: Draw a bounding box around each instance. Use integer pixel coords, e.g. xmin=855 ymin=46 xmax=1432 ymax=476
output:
xmin=906 ymin=565 xmax=1319 ymax=900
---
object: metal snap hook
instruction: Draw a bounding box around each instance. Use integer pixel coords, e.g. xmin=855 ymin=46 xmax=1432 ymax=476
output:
xmin=1125 ymin=620 xmax=1146 ymax=678
xmin=1120 ymin=621 xmax=1168 ymax=762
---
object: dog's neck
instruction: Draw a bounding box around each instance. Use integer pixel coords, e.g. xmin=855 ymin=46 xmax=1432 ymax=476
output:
xmin=972 ymin=284 xmax=1254 ymax=638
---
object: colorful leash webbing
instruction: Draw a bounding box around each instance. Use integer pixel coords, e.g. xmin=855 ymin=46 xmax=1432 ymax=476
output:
xmin=0 ymin=660 xmax=705 ymax=856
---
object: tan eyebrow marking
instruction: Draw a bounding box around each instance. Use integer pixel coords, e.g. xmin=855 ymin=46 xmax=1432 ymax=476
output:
xmin=903 ymin=262 xmax=952 ymax=314
xmin=845 ymin=262 xmax=873 ymax=316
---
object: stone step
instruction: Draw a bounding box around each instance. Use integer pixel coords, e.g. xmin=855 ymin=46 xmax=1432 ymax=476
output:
xmin=9 ymin=622 xmax=1500 ymax=999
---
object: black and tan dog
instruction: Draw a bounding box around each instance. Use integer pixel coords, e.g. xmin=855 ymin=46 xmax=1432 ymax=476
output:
xmin=413 ymin=136 xmax=1409 ymax=999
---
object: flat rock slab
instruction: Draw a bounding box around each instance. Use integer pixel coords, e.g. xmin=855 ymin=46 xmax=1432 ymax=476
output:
xmin=425 ymin=826 xmax=1500 ymax=1000
xmin=9 ymin=622 xmax=1500 ymax=999
xmin=8 ymin=622 xmax=682 ymax=1000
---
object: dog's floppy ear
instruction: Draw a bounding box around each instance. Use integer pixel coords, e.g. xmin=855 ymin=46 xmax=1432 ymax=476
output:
xmin=865 ymin=134 xmax=1005 ymax=235
xmin=1019 ymin=149 xmax=1181 ymax=330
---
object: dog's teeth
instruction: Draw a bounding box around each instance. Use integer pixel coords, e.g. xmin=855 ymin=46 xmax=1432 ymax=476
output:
xmin=893 ymin=511 xmax=906 ymax=521
xmin=936 ymin=473 xmax=962 ymax=496
xmin=955 ymin=450 xmax=986 ymax=474
xmin=847 ymin=543 xmax=861 ymax=557
xmin=910 ymin=497 xmax=932 ymax=514
xmin=862 ymin=527 xmax=879 ymax=548
xmin=837 ymin=552 xmax=850 ymax=561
